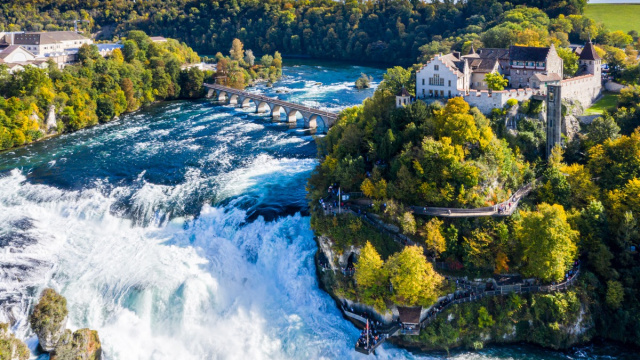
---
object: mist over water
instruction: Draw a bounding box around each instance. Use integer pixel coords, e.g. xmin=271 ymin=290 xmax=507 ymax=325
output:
xmin=0 ymin=60 xmax=633 ymax=359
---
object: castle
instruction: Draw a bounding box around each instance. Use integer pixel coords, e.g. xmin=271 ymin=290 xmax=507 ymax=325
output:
xmin=410 ymin=41 xmax=602 ymax=113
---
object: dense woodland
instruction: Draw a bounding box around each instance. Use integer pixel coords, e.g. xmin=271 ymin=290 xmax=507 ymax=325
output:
xmin=0 ymin=0 xmax=597 ymax=66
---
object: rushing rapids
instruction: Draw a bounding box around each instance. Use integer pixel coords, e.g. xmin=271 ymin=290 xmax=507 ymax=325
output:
xmin=0 ymin=60 xmax=634 ymax=360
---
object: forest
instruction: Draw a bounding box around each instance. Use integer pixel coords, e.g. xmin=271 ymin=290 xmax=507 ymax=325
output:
xmin=1 ymin=0 xmax=592 ymax=66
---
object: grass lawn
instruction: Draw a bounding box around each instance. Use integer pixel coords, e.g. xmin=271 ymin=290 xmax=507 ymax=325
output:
xmin=584 ymin=92 xmax=619 ymax=115
xmin=584 ymin=4 xmax=640 ymax=33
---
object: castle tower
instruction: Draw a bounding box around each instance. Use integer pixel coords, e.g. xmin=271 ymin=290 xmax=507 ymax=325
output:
xmin=546 ymin=85 xmax=563 ymax=158
xmin=579 ymin=40 xmax=601 ymax=78
xmin=396 ymin=86 xmax=412 ymax=108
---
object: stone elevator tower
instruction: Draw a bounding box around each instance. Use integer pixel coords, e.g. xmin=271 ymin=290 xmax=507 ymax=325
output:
xmin=546 ymin=84 xmax=562 ymax=159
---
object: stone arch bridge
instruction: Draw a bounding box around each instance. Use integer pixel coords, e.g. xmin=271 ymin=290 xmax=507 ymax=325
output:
xmin=204 ymin=83 xmax=339 ymax=133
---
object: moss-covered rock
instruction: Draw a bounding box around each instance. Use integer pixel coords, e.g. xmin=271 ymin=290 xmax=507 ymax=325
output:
xmin=0 ymin=323 xmax=30 ymax=360
xmin=52 ymin=328 xmax=103 ymax=360
xmin=29 ymin=288 xmax=68 ymax=352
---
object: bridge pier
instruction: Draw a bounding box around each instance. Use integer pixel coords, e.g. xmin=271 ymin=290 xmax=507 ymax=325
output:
xmin=271 ymin=105 xmax=284 ymax=121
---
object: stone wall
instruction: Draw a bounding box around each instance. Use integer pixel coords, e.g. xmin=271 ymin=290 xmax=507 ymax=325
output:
xmin=561 ymin=75 xmax=601 ymax=108
xmin=463 ymin=88 xmax=539 ymax=113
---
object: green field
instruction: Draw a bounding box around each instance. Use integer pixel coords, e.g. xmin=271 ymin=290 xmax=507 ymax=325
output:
xmin=585 ymin=92 xmax=619 ymax=115
xmin=584 ymin=4 xmax=640 ymax=33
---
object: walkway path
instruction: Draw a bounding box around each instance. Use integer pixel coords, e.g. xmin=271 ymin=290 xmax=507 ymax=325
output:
xmin=410 ymin=178 xmax=538 ymax=217
xmin=347 ymin=263 xmax=581 ymax=355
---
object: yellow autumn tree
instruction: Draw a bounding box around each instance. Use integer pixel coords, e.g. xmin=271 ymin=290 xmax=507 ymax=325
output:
xmin=434 ymin=97 xmax=479 ymax=145
xmin=516 ymin=203 xmax=578 ymax=283
xmin=354 ymin=242 xmax=388 ymax=311
xmin=385 ymin=246 xmax=443 ymax=306
xmin=422 ymin=218 xmax=446 ymax=256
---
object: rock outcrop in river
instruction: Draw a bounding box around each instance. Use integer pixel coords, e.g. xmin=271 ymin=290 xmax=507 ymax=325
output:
xmin=29 ymin=288 xmax=102 ymax=359
xmin=52 ymin=328 xmax=103 ymax=360
xmin=30 ymin=288 xmax=68 ymax=352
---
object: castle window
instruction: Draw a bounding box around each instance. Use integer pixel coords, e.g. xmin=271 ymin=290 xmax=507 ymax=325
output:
xmin=516 ymin=70 xmax=520 ymax=74
xmin=422 ymin=79 xmax=425 ymax=85
xmin=434 ymin=65 xmax=439 ymax=71
xmin=448 ymin=80 xmax=451 ymax=86
xmin=524 ymin=70 xmax=527 ymax=75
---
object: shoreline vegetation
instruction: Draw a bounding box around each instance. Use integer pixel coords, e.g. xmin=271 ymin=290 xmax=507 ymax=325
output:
xmin=0 ymin=35 xmax=283 ymax=153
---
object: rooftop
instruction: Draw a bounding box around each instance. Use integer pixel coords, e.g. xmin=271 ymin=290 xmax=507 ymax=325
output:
xmin=398 ymin=306 xmax=422 ymax=324
xmin=509 ymin=45 xmax=551 ymax=62
xmin=14 ymin=31 xmax=88 ymax=45
xmin=579 ymin=41 xmax=601 ymax=61
xmin=531 ymin=72 xmax=562 ymax=82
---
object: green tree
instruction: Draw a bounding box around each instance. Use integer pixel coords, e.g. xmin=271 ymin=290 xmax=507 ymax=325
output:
xmin=605 ymin=280 xmax=624 ymax=309
xmin=96 ymin=95 xmax=115 ymax=123
xmin=477 ymin=306 xmax=495 ymax=328
xmin=516 ymin=203 xmax=578 ymax=283
xmin=556 ymin=47 xmax=579 ymax=77
xmin=122 ymin=40 xmax=139 ymax=63
xmin=378 ymin=66 xmax=413 ymax=95
xmin=484 ymin=72 xmax=508 ymax=91
xmin=385 ymin=246 xmax=442 ymax=306
xmin=179 ymin=68 xmax=204 ymax=98
xmin=587 ymin=115 xmax=620 ymax=146
xmin=260 ymin=55 xmax=273 ymax=67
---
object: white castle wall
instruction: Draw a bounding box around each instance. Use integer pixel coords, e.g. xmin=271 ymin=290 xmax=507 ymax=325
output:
xmin=560 ymin=75 xmax=601 ymax=108
xmin=462 ymin=88 xmax=540 ymax=113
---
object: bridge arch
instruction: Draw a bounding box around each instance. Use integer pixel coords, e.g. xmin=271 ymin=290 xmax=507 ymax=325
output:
xmin=308 ymin=115 xmax=327 ymax=133
xmin=255 ymin=101 xmax=271 ymax=114
xmin=287 ymin=109 xmax=304 ymax=125
xmin=228 ymin=94 xmax=240 ymax=105
xmin=217 ymin=91 xmax=228 ymax=102
xmin=271 ymin=105 xmax=286 ymax=121
xmin=241 ymin=97 xmax=254 ymax=108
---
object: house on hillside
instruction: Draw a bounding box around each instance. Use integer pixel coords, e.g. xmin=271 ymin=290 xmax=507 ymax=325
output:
xmin=415 ymin=52 xmax=470 ymax=99
xmin=508 ymin=44 xmax=563 ymax=88
xmin=13 ymin=31 xmax=92 ymax=57
xmin=410 ymin=41 xmax=601 ymax=113
xmin=0 ymin=45 xmax=37 ymax=63
xmin=0 ymin=45 xmax=48 ymax=73
xmin=463 ymin=47 xmax=509 ymax=90
xmin=150 ymin=36 xmax=168 ymax=43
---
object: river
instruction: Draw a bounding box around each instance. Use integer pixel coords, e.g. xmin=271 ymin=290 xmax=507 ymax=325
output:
xmin=0 ymin=60 xmax=635 ymax=359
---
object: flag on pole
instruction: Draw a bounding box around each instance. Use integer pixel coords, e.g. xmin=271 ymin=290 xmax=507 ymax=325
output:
xmin=366 ymin=319 xmax=369 ymax=348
